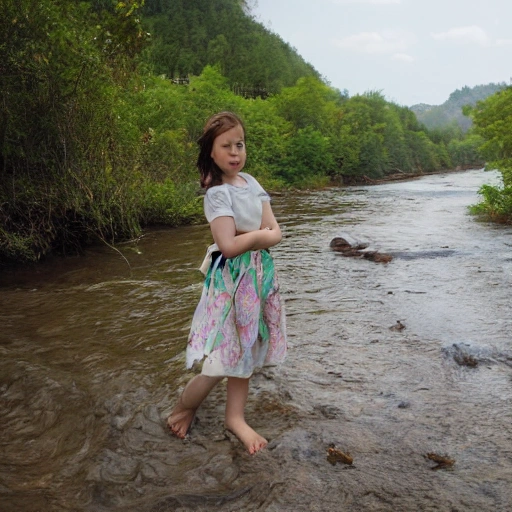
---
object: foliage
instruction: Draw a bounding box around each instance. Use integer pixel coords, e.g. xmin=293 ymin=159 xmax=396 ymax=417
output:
xmin=273 ymin=77 xmax=342 ymax=132
xmin=0 ymin=0 xmax=148 ymax=263
xmin=237 ymin=99 xmax=291 ymax=188
xmin=465 ymin=86 xmax=512 ymax=223
xmin=466 ymin=87 xmax=512 ymax=186
xmin=447 ymin=134 xmax=485 ymax=168
xmin=139 ymin=179 xmax=203 ymax=225
xmin=141 ymin=0 xmax=320 ymax=92
xmin=0 ymin=0 xmax=489 ymax=265
xmin=469 ymin=184 xmax=512 ymax=224
xmin=279 ymin=126 xmax=333 ymax=186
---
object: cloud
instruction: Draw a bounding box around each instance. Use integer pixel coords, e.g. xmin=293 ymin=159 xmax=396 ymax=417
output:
xmin=392 ymin=53 xmax=415 ymax=63
xmin=331 ymin=0 xmax=400 ymax=4
xmin=496 ymin=38 xmax=512 ymax=46
xmin=430 ymin=26 xmax=490 ymax=46
xmin=332 ymin=31 xmax=414 ymax=55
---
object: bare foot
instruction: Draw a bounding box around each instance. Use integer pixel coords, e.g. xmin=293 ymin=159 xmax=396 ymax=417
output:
xmin=167 ymin=400 xmax=196 ymax=439
xmin=225 ymin=418 xmax=268 ymax=455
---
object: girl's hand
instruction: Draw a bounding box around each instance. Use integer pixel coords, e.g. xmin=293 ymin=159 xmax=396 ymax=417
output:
xmin=258 ymin=225 xmax=282 ymax=247
xmin=210 ymin=213 xmax=282 ymax=259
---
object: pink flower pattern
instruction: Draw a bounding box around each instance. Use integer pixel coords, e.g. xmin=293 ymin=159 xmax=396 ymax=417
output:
xmin=186 ymin=250 xmax=286 ymax=377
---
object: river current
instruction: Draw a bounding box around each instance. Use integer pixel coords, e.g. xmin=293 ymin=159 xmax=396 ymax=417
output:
xmin=1 ymin=168 xmax=511 ymax=511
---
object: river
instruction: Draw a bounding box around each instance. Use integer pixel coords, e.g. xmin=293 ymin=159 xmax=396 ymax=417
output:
xmin=1 ymin=168 xmax=511 ymax=511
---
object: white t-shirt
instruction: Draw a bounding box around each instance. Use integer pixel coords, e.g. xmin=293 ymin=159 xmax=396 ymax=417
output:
xmin=203 ymin=172 xmax=270 ymax=233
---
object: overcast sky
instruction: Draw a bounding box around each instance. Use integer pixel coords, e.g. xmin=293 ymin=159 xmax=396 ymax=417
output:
xmin=251 ymin=0 xmax=511 ymax=107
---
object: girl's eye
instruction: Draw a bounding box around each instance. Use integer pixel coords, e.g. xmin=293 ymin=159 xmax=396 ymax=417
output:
xmin=237 ymin=142 xmax=245 ymax=149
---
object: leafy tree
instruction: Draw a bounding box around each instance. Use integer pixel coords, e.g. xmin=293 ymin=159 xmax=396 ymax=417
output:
xmin=0 ymin=0 xmax=148 ymax=262
xmin=447 ymin=134 xmax=485 ymax=168
xmin=336 ymin=93 xmax=388 ymax=178
xmin=405 ymin=131 xmax=440 ymax=172
xmin=466 ymin=87 xmax=512 ymax=186
xmin=273 ymin=76 xmax=341 ymax=133
xmin=141 ymin=0 xmax=320 ymax=91
xmin=279 ymin=126 xmax=333 ymax=186
xmin=464 ymin=87 xmax=512 ymax=222
xmin=238 ymin=99 xmax=291 ymax=188
xmin=0 ymin=0 xmax=491 ymax=265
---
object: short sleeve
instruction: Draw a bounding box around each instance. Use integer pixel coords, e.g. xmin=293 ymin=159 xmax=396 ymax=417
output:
xmin=204 ymin=187 xmax=234 ymax=223
xmin=241 ymin=173 xmax=271 ymax=202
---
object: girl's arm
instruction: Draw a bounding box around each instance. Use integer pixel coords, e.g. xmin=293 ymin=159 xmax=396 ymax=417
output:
xmin=260 ymin=201 xmax=281 ymax=235
xmin=210 ymin=202 xmax=282 ymax=259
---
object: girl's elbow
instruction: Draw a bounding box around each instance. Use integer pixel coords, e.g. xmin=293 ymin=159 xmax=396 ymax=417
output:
xmin=218 ymin=241 xmax=240 ymax=259
xmin=222 ymin=248 xmax=238 ymax=259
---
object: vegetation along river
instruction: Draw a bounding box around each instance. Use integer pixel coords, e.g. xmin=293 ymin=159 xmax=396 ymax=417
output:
xmin=1 ymin=168 xmax=511 ymax=512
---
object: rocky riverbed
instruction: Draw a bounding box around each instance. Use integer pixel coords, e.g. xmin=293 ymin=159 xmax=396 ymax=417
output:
xmin=1 ymin=169 xmax=511 ymax=511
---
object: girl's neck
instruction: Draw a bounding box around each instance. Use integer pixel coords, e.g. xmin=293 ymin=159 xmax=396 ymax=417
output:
xmin=222 ymin=173 xmax=247 ymax=187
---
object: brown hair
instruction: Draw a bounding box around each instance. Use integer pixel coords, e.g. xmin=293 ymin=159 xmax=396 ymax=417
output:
xmin=197 ymin=111 xmax=245 ymax=189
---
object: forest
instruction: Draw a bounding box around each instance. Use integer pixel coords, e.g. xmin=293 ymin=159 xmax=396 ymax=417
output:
xmin=1 ymin=0 xmax=510 ymax=266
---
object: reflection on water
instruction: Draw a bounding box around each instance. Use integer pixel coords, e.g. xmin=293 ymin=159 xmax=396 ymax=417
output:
xmin=1 ymin=169 xmax=511 ymax=511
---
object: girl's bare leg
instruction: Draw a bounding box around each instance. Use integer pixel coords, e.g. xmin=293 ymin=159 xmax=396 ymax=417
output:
xmin=225 ymin=377 xmax=268 ymax=455
xmin=167 ymin=375 xmax=222 ymax=438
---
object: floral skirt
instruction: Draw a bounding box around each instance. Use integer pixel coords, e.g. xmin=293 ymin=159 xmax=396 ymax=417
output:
xmin=186 ymin=250 xmax=287 ymax=378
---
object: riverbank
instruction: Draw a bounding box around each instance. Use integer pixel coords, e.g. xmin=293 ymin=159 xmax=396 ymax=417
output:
xmin=342 ymin=165 xmax=483 ymax=186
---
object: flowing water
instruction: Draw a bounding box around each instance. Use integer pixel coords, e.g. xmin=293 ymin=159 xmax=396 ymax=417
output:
xmin=1 ymin=168 xmax=511 ymax=511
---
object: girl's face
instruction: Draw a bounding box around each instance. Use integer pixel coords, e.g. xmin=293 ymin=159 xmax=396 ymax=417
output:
xmin=210 ymin=125 xmax=246 ymax=181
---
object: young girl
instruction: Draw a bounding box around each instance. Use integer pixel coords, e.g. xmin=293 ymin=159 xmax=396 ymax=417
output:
xmin=167 ymin=111 xmax=287 ymax=455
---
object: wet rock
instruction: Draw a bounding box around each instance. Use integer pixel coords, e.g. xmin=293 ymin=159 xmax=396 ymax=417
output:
xmin=425 ymin=452 xmax=455 ymax=470
xmin=330 ymin=236 xmax=368 ymax=252
xmin=268 ymin=429 xmax=322 ymax=464
xmin=453 ymin=350 xmax=478 ymax=367
xmin=100 ymin=450 xmax=140 ymax=483
xmin=443 ymin=343 xmax=479 ymax=368
xmin=454 ymin=352 xmax=478 ymax=368
xmin=111 ymin=413 xmax=132 ymax=431
xmin=147 ymin=485 xmax=256 ymax=512
xmin=140 ymin=460 xmax=174 ymax=484
xmin=182 ymin=454 xmax=239 ymax=489
xmin=314 ymin=404 xmax=340 ymax=419
xmin=291 ymin=447 xmax=320 ymax=462
xmin=330 ymin=235 xmax=392 ymax=263
xmin=327 ymin=444 xmax=353 ymax=466
xmin=363 ymin=251 xmax=393 ymax=263
xmin=131 ymin=409 xmax=165 ymax=437
xmin=389 ymin=320 xmax=406 ymax=331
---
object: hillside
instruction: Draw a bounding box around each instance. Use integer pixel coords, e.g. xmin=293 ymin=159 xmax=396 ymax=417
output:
xmin=141 ymin=0 xmax=320 ymax=94
xmin=410 ymin=82 xmax=508 ymax=132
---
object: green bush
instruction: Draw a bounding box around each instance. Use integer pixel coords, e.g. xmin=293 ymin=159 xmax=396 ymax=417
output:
xmin=139 ymin=179 xmax=203 ymax=226
xmin=279 ymin=126 xmax=334 ymax=186
xmin=469 ymin=184 xmax=512 ymax=223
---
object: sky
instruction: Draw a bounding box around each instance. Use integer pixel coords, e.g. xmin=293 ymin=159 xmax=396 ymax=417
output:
xmin=251 ymin=0 xmax=511 ymax=107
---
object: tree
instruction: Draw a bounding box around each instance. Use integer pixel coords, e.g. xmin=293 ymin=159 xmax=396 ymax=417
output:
xmin=272 ymin=76 xmax=341 ymax=133
xmin=466 ymin=87 xmax=512 ymax=186
xmin=465 ymin=87 xmax=512 ymax=223
xmin=279 ymin=126 xmax=334 ymax=185
xmin=0 ymin=0 xmax=148 ymax=262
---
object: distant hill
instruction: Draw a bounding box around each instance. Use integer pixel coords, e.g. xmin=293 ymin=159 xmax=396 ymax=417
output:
xmin=141 ymin=0 xmax=320 ymax=94
xmin=410 ymin=82 xmax=508 ymax=132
